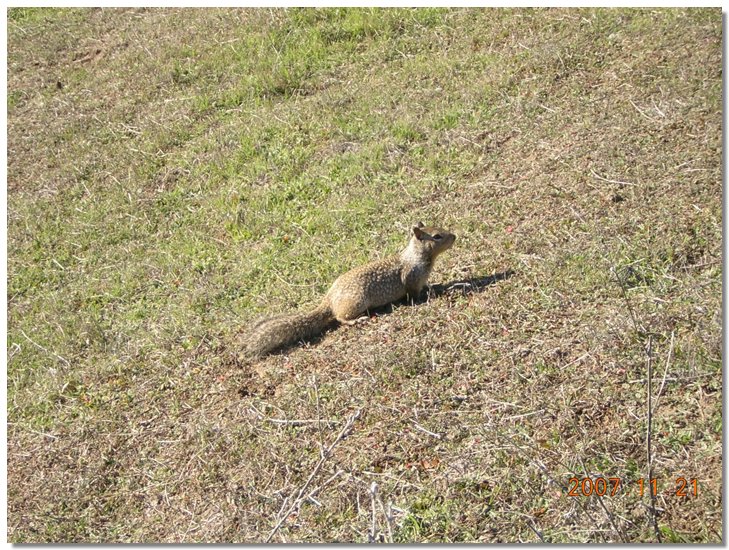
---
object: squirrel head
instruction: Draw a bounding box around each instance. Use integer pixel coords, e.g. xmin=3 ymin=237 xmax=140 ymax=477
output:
xmin=409 ymin=222 xmax=456 ymax=259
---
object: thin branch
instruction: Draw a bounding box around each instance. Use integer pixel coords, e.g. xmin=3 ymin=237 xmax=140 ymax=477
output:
xmin=652 ymin=330 xmax=675 ymax=415
xmin=265 ymin=418 xmax=340 ymax=427
xmin=377 ymin=494 xmax=394 ymax=544
xmin=19 ymin=329 xmax=70 ymax=367
xmin=249 ymin=404 xmax=340 ymax=427
xmin=651 ymin=100 xmax=666 ymax=118
xmin=496 ymin=431 xmax=608 ymax=543
xmin=369 ymin=482 xmax=378 ymax=543
xmin=525 ymin=516 xmax=546 ymax=543
xmin=412 ymin=421 xmax=442 ymax=439
xmin=265 ymin=409 xmax=361 ymax=543
xmin=302 ymin=469 xmax=345 ymax=505
xmin=646 ymin=336 xmax=662 ymax=542
xmin=595 ymin=493 xmax=628 ymax=543
xmin=504 ymin=409 xmax=545 ymax=421
xmin=590 ymin=169 xmax=636 ymax=187
xmin=312 ymin=375 xmax=324 ymax=453
xmin=8 ymin=342 xmax=21 ymax=362
xmin=629 ymin=99 xmax=661 ymax=123
xmin=578 ymin=457 xmax=627 ymax=543
xmin=609 ymin=267 xmax=645 ymax=334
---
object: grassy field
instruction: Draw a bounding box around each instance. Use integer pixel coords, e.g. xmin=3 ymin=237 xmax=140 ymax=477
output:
xmin=7 ymin=7 xmax=722 ymax=543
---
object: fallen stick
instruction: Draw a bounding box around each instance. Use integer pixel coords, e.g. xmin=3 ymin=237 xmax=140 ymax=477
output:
xmin=265 ymin=409 xmax=361 ymax=543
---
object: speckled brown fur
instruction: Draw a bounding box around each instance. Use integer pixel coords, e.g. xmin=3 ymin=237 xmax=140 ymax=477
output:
xmin=241 ymin=223 xmax=456 ymax=358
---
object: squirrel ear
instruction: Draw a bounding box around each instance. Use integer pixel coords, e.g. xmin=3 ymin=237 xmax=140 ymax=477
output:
xmin=412 ymin=226 xmax=425 ymax=240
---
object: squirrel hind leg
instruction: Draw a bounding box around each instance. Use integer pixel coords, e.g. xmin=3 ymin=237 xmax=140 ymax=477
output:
xmin=330 ymin=297 xmax=367 ymax=324
xmin=341 ymin=314 xmax=370 ymax=326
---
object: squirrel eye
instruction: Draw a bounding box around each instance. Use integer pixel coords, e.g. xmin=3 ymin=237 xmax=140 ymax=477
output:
xmin=433 ymin=234 xmax=443 ymax=240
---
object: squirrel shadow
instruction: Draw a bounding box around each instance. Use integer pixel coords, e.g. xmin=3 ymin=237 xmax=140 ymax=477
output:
xmin=282 ymin=269 xmax=515 ymax=351
xmin=419 ymin=269 xmax=515 ymax=302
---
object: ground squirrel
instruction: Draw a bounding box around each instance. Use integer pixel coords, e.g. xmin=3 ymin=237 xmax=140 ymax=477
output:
xmin=241 ymin=222 xmax=456 ymax=357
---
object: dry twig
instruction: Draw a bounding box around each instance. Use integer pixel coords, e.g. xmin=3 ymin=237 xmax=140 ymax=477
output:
xmin=652 ymin=330 xmax=675 ymax=415
xmin=377 ymin=490 xmax=394 ymax=543
xmin=369 ymin=482 xmax=378 ymax=543
xmin=578 ymin=457 xmax=627 ymax=543
xmin=496 ymin=431 xmax=608 ymax=543
xmin=412 ymin=421 xmax=442 ymax=439
xmin=590 ymin=169 xmax=636 ymax=187
xmin=19 ymin=329 xmax=70 ymax=368
xmin=646 ymin=337 xmax=662 ymax=542
xmin=265 ymin=409 xmax=361 ymax=543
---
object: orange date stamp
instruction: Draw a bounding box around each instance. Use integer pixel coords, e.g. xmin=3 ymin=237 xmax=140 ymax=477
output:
xmin=567 ymin=477 xmax=698 ymax=498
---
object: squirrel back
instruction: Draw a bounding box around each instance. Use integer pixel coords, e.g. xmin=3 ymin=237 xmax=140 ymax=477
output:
xmin=241 ymin=223 xmax=455 ymax=358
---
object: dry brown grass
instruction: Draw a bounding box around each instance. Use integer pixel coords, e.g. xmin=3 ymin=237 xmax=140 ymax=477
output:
xmin=7 ymin=7 xmax=721 ymax=542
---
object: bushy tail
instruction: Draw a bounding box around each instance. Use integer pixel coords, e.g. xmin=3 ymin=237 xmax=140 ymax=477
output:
xmin=242 ymin=302 xmax=335 ymax=358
